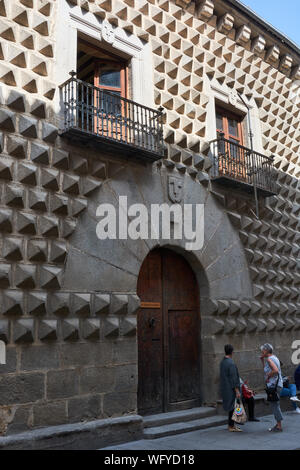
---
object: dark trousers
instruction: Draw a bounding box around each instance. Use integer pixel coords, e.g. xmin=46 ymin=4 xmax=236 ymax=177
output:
xmin=242 ymin=397 xmax=255 ymax=420
xmin=228 ymin=409 xmax=235 ymax=427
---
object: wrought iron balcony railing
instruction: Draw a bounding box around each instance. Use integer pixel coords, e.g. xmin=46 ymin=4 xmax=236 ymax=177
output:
xmin=210 ymin=134 xmax=277 ymax=197
xmin=59 ymin=73 xmax=164 ymax=161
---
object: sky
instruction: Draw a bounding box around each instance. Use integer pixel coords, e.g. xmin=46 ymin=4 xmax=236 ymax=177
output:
xmin=241 ymin=0 xmax=300 ymax=48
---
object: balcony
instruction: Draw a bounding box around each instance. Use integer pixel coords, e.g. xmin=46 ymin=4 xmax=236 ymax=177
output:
xmin=210 ymin=134 xmax=277 ymax=197
xmin=59 ymin=73 xmax=164 ymax=162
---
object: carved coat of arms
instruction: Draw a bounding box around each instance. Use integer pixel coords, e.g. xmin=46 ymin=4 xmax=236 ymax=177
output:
xmin=168 ymin=176 xmax=184 ymax=203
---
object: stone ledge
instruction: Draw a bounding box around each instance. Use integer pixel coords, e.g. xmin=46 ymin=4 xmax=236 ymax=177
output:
xmin=0 ymin=414 xmax=143 ymax=450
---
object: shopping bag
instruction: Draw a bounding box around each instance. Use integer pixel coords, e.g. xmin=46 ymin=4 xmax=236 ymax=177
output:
xmin=232 ymin=399 xmax=247 ymax=424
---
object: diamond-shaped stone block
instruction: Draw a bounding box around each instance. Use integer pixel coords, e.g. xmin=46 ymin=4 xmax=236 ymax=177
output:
xmin=110 ymin=294 xmax=128 ymax=315
xmin=4 ymin=185 xmax=25 ymax=208
xmin=40 ymin=266 xmax=62 ymax=290
xmin=19 ymin=115 xmax=38 ymax=138
xmin=6 ymin=135 xmax=27 ymax=159
xmin=28 ymin=188 xmax=48 ymax=212
xmin=61 ymin=219 xmax=76 ymax=238
xmin=62 ymin=319 xmax=79 ymax=341
xmin=30 ymin=142 xmax=49 ymax=165
xmin=0 ymin=263 xmax=11 ymax=288
xmin=52 ymin=149 xmax=69 ymax=170
xmin=103 ymin=317 xmax=119 ymax=338
xmin=50 ymin=194 xmax=69 ymax=216
xmin=94 ymin=294 xmax=110 ymax=315
xmin=0 ymin=209 xmax=13 ymax=233
xmin=41 ymin=168 xmax=60 ymax=191
xmin=27 ymin=291 xmax=47 ymax=316
xmin=15 ymin=264 xmax=36 ymax=289
xmin=48 ymin=292 xmax=70 ymax=316
xmin=49 ymin=241 xmax=67 ymax=264
xmin=42 ymin=122 xmax=58 ymax=143
xmin=72 ymin=293 xmax=91 ymax=316
xmin=16 ymin=212 xmax=37 ymax=235
xmin=82 ymin=319 xmax=100 ymax=340
xmin=38 ymin=319 xmax=57 ymax=340
xmin=128 ymin=294 xmax=140 ymax=315
xmin=39 ymin=215 xmax=59 ymax=237
xmin=30 ymin=99 xmax=47 ymax=118
xmin=2 ymin=290 xmax=23 ymax=315
xmin=13 ymin=319 xmax=34 ymax=343
xmin=2 ymin=237 xmax=23 ymax=261
xmin=120 ymin=317 xmax=137 ymax=336
xmin=27 ymin=239 xmax=47 ymax=262
xmin=6 ymin=90 xmax=26 ymax=112
xmin=0 ymin=108 xmax=16 ymax=132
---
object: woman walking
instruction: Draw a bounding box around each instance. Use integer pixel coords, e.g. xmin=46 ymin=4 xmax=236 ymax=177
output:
xmin=260 ymin=343 xmax=284 ymax=432
xmin=220 ymin=344 xmax=242 ymax=432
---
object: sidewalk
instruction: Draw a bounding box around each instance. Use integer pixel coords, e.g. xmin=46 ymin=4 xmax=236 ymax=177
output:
xmin=100 ymin=411 xmax=300 ymax=450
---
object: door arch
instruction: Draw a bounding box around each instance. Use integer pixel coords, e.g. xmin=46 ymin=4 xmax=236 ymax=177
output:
xmin=137 ymin=248 xmax=201 ymax=416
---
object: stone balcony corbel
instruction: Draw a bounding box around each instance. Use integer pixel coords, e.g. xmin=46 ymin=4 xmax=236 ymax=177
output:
xmin=279 ymin=54 xmax=293 ymax=74
xmin=265 ymin=45 xmax=280 ymax=65
xmin=197 ymin=0 xmax=214 ymax=21
xmin=236 ymin=24 xmax=251 ymax=45
xmin=290 ymin=64 xmax=300 ymax=81
xmin=251 ymin=35 xmax=266 ymax=55
xmin=217 ymin=13 xmax=234 ymax=35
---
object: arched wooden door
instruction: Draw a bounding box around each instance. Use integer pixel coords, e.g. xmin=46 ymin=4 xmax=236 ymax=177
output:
xmin=137 ymin=248 xmax=201 ymax=416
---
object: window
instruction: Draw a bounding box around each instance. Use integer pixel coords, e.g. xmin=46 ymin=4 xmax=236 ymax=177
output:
xmin=216 ymin=107 xmax=244 ymax=145
xmin=76 ymin=38 xmax=128 ymax=140
xmin=215 ymin=107 xmax=247 ymax=181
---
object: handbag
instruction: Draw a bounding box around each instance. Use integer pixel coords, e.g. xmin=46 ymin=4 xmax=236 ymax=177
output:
xmin=265 ymin=376 xmax=280 ymax=402
xmin=282 ymin=376 xmax=290 ymax=389
xmin=242 ymin=383 xmax=254 ymax=399
xmin=232 ymin=399 xmax=247 ymax=424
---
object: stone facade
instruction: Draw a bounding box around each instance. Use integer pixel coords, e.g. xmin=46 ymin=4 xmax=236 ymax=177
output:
xmin=0 ymin=0 xmax=299 ymax=446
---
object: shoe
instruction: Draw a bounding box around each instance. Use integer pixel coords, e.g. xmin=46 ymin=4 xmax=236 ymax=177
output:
xmin=228 ymin=425 xmax=243 ymax=432
xmin=290 ymin=396 xmax=300 ymax=402
xmin=268 ymin=425 xmax=282 ymax=432
xmin=294 ymin=408 xmax=300 ymax=414
xmin=249 ymin=418 xmax=260 ymax=422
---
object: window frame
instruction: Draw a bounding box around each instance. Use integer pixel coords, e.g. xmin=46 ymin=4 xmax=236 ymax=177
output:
xmin=215 ymin=107 xmax=244 ymax=147
xmin=94 ymin=60 xmax=128 ymax=99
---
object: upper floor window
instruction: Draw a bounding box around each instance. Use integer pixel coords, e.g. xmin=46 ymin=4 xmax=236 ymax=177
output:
xmin=216 ymin=107 xmax=244 ymax=146
xmin=60 ymin=36 xmax=164 ymax=160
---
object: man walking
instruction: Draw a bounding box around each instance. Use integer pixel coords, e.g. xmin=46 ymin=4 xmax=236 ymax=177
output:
xmin=220 ymin=344 xmax=242 ymax=432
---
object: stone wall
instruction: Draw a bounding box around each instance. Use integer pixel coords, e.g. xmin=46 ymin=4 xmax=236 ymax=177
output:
xmin=0 ymin=0 xmax=299 ymax=437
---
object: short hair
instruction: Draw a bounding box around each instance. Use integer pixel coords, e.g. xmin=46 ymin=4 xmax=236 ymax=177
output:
xmin=225 ymin=344 xmax=234 ymax=355
xmin=260 ymin=343 xmax=273 ymax=354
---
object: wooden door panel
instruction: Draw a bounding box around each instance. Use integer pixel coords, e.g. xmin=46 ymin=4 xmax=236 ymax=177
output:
xmin=168 ymin=310 xmax=200 ymax=403
xmin=137 ymin=250 xmax=163 ymax=415
xmin=137 ymin=306 xmax=163 ymax=414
